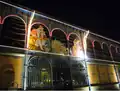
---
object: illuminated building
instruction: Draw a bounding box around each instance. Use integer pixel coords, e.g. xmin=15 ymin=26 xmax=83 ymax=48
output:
xmin=0 ymin=1 xmax=120 ymax=90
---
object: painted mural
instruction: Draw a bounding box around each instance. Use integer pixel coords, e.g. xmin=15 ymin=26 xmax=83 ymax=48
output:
xmin=28 ymin=24 xmax=84 ymax=57
xmin=51 ymin=40 xmax=68 ymax=55
xmin=51 ymin=29 xmax=68 ymax=55
xmin=29 ymin=24 xmax=50 ymax=52
xmin=71 ymin=39 xmax=83 ymax=57
xmin=69 ymin=33 xmax=84 ymax=58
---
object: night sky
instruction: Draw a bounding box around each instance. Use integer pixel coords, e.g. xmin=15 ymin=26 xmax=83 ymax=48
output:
xmin=17 ymin=0 xmax=120 ymax=41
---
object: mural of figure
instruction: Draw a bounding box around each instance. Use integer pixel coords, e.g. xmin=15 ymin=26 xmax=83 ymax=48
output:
xmin=52 ymin=40 xmax=68 ymax=55
xmin=72 ymin=39 xmax=83 ymax=57
xmin=35 ymin=25 xmax=46 ymax=50
xmin=29 ymin=28 xmax=37 ymax=50
xmin=29 ymin=25 xmax=50 ymax=51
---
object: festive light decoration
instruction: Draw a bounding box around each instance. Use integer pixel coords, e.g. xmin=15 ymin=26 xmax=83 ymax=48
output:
xmin=24 ymin=11 xmax=35 ymax=90
xmin=73 ymin=31 xmax=89 ymax=59
xmin=83 ymin=30 xmax=89 ymax=60
xmin=27 ymin=11 xmax=35 ymax=48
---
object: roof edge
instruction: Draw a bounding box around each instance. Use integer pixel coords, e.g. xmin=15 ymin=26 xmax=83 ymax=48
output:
xmin=0 ymin=0 xmax=120 ymax=45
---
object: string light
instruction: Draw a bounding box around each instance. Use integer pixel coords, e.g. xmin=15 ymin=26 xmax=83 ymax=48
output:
xmin=24 ymin=11 xmax=35 ymax=90
xmin=27 ymin=11 xmax=35 ymax=48
xmin=83 ymin=30 xmax=89 ymax=60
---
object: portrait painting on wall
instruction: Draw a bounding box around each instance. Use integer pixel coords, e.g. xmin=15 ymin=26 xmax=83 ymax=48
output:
xmin=28 ymin=24 xmax=50 ymax=52
xmin=71 ymin=38 xmax=83 ymax=57
xmin=51 ymin=29 xmax=68 ymax=55
xmin=68 ymin=33 xmax=84 ymax=58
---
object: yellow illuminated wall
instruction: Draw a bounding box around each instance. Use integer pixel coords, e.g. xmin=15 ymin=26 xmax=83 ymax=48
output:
xmin=98 ymin=65 xmax=109 ymax=83
xmin=115 ymin=65 xmax=120 ymax=82
xmin=87 ymin=64 xmax=118 ymax=85
xmin=108 ymin=65 xmax=118 ymax=83
xmin=0 ymin=55 xmax=24 ymax=88
xmin=87 ymin=64 xmax=100 ymax=84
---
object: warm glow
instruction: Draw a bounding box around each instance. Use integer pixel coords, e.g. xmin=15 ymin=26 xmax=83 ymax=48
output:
xmin=83 ymin=30 xmax=89 ymax=60
xmin=24 ymin=11 xmax=35 ymax=90
xmin=27 ymin=11 xmax=35 ymax=48
xmin=76 ymin=50 xmax=88 ymax=59
xmin=0 ymin=55 xmax=23 ymax=88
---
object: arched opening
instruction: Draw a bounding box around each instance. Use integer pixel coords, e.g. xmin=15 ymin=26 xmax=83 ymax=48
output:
xmin=68 ymin=33 xmax=83 ymax=58
xmin=51 ymin=29 xmax=68 ymax=55
xmin=27 ymin=56 xmax=52 ymax=89
xmin=102 ymin=43 xmax=111 ymax=60
xmin=29 ymin=24 xmax=50 ymax=52
xmin=0 ymin=64 xmax=15 ymax=89
xmin=52 ymin=57 xmax=72 ymax=90
xmin=110 ymin=45 xmax=118 ymax=61
xmin=0 ymin=16 xmax=26 ymax=48
xmin=87 ymin=39 xmax=94 ymax=58
xmin=94 ymin=41 xmax=103 ymax=59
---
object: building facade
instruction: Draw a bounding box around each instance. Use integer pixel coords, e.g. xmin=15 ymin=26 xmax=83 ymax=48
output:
xmin=0 ymin=1 xmax=120 ymax=90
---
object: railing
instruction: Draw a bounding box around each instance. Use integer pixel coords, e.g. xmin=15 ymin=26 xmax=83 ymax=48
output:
xmin=0 ymin=44 xmax=119 ymax=64
xmin=94 ymin=50 xmax=104 ymax=59
xmin=102 ymin=52 xmax=112 ymax=61
xmin=87 ymin=48 xmax=95 ymax=58
xmin=113 ymin=53 xmax=120 ymax=62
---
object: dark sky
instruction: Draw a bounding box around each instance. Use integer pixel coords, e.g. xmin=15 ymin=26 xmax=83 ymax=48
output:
xmin=18 ymin=0 xmax=120 ymax=41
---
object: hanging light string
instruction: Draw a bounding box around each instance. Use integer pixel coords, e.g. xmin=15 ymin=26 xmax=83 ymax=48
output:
xmin=27 ymin=11 xmax=35 ymax=48
xmin=83 ymin=30 xmax=89 ymax=59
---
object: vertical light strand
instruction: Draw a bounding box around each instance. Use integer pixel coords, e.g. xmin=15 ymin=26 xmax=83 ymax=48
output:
xmin=110 ymin=47 xmax=120 ymax=89
xmin=27 ymin=11 xmax=35 ymax=48
xmin=83 ymin=30 xmax=91 ymax=91
xmin=83 ymin=30 xmax=89 ymax=59
xmin=24 ymin=11 xmax=35 ymax=90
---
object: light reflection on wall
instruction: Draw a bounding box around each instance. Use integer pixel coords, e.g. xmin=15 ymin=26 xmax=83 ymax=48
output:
xmin=0 ymin=55 xmax=23 ymax=88
xmin=87 ymin=64 xmax=118 ymax=85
